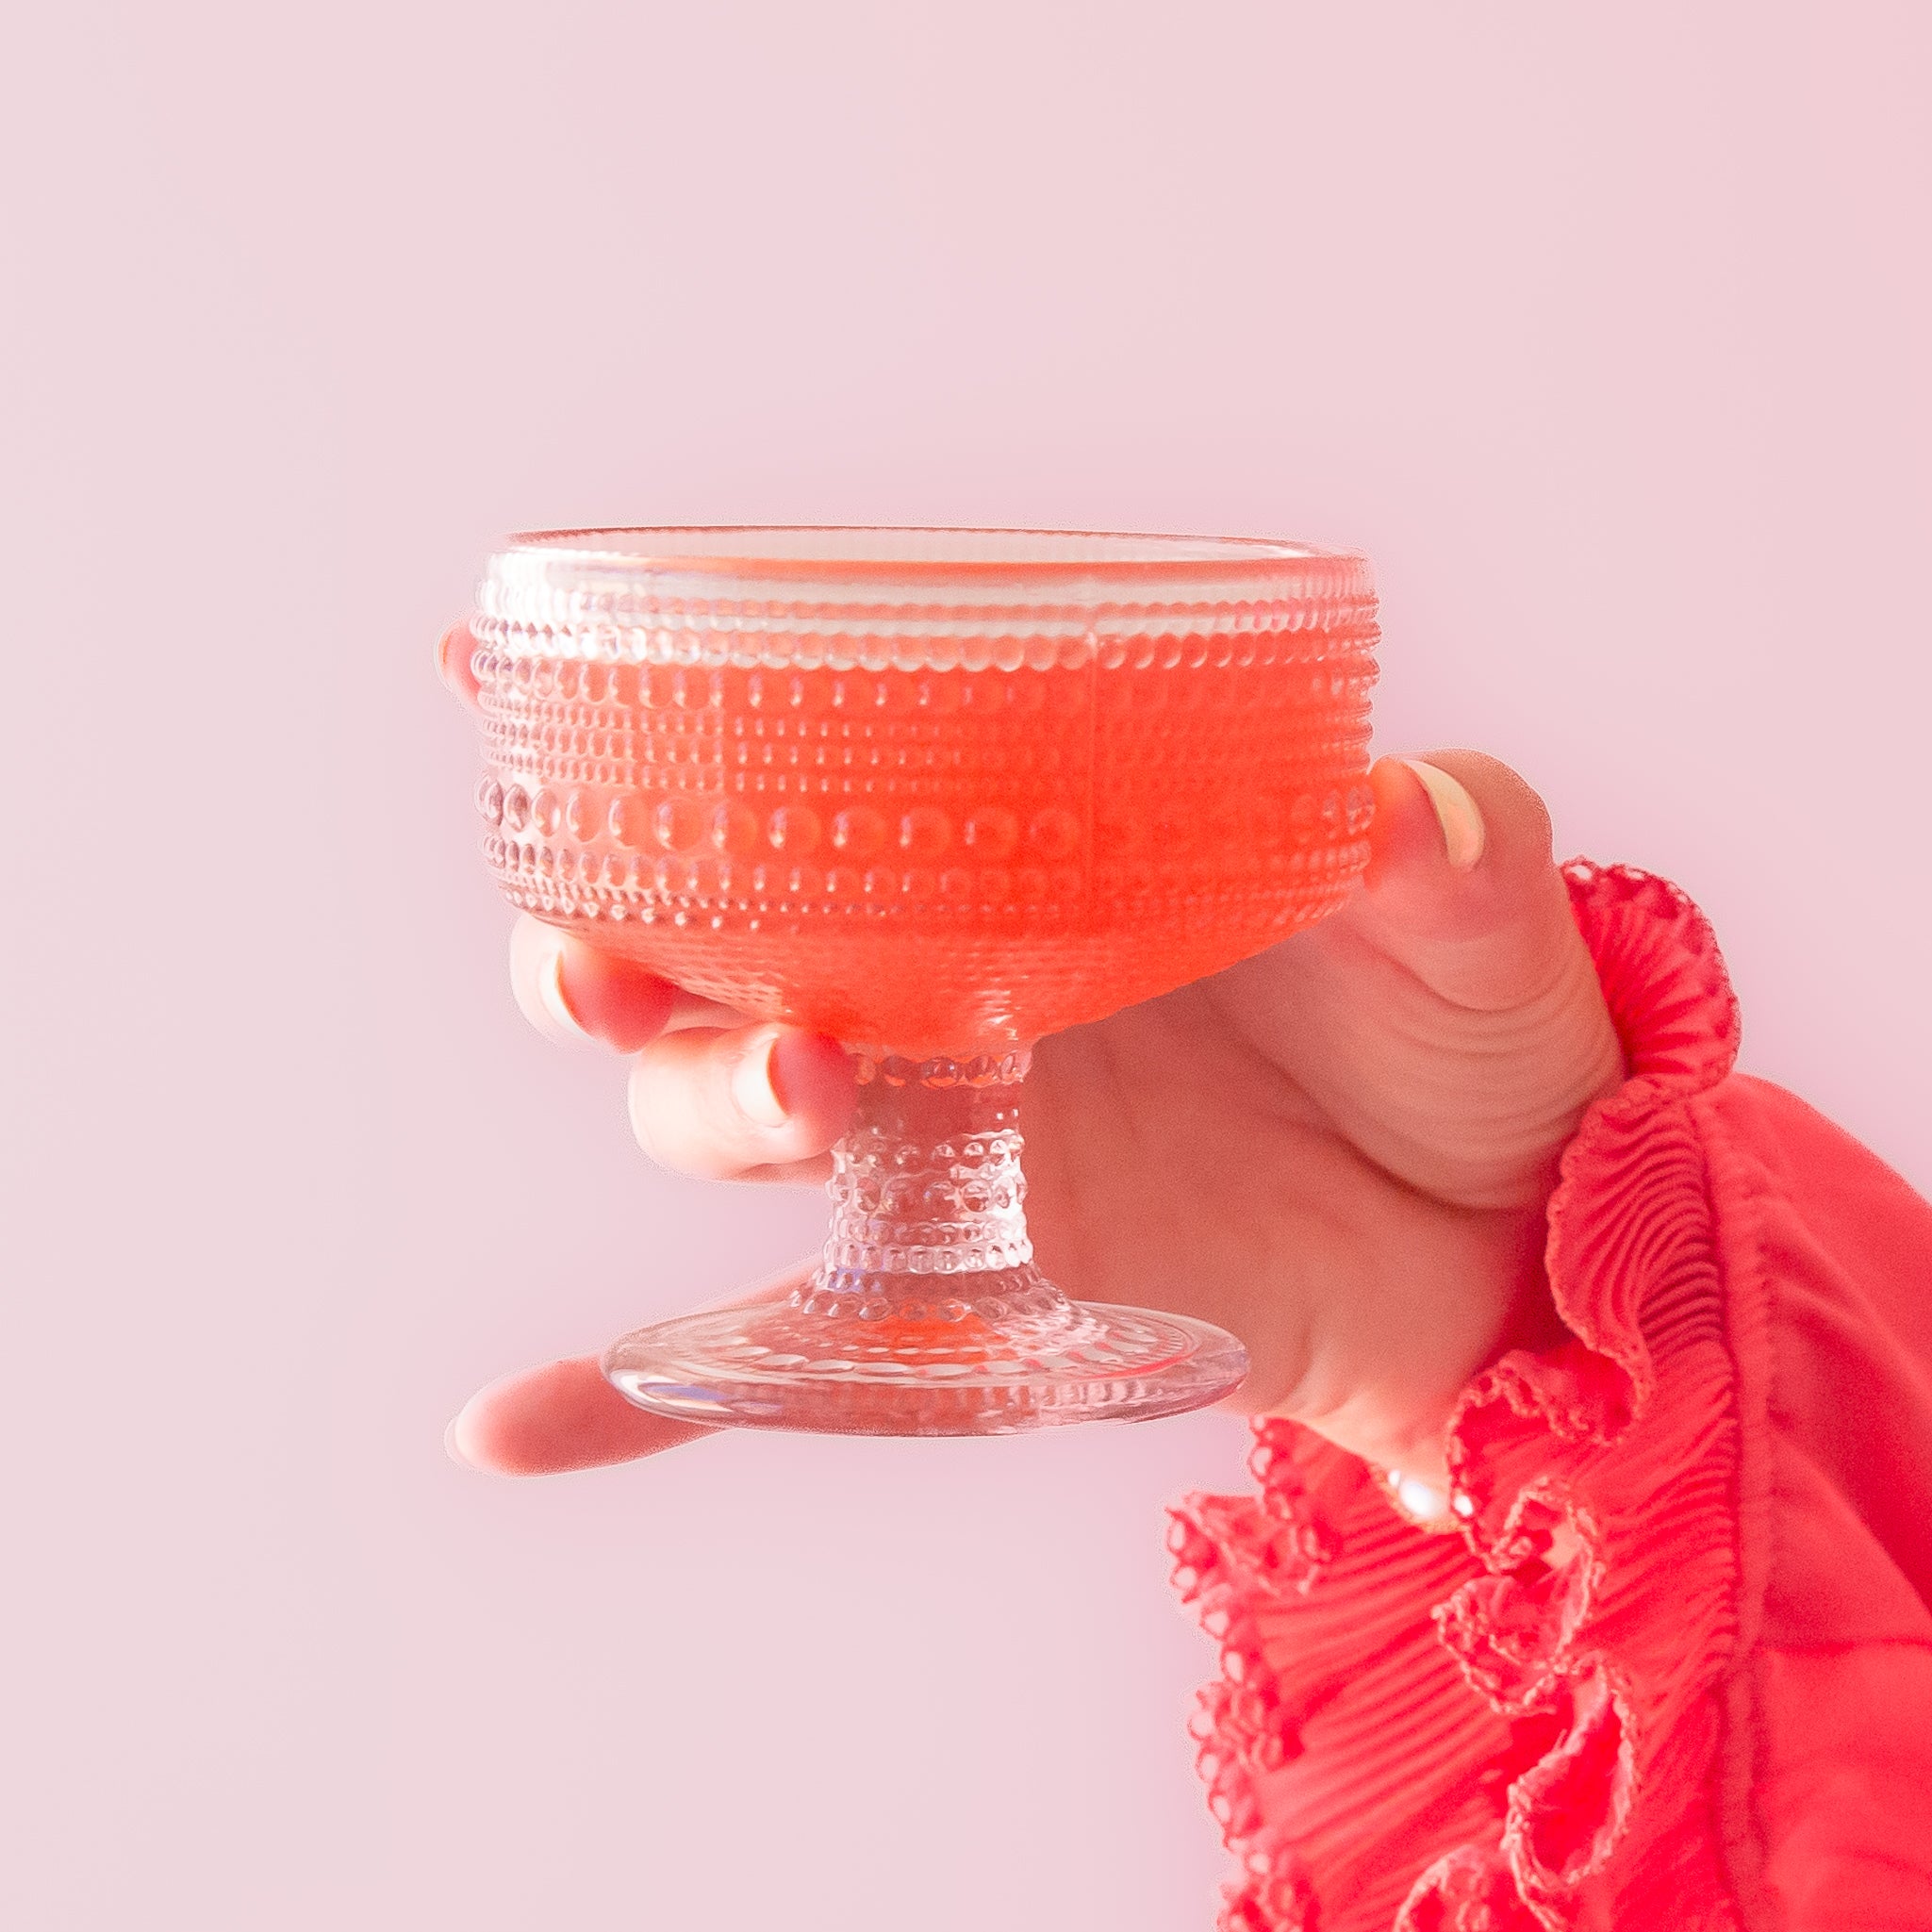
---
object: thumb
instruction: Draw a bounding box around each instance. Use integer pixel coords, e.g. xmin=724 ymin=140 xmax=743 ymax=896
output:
xmin=1355 ymin=750 xmax=1590 ymax=1015
xmin=1223 ymin=748 xmax=1624 ymax=1211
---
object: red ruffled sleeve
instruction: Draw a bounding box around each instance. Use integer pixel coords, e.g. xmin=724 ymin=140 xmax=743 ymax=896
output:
xmin=1167 ymin=861 xmax=1932 ymax=1930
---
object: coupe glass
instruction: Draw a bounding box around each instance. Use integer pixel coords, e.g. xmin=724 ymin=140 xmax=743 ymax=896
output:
xmin=467 ymin=528 xmax=1378 ymax=1435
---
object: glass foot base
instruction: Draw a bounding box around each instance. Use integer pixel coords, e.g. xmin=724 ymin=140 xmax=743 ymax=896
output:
xmin=603 ymin=1279 xmax=1248 ymax=1436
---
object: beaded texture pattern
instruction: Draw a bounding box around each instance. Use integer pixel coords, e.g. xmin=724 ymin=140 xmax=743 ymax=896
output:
xmin=603 ymin=1049 xmax=1251 ymax=1434
xmin=473 ymin=530 xmax=1372 ymax=1434
xmin=471 ymin=530 xmax=1378 ymax=1055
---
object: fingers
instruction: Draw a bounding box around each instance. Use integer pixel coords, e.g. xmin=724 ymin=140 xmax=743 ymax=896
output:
xmin=446 ymin=1356 xmax=718 ymax=1474
xmin=506 ymin=913 xmax=852 ymax=1178
xmin=436 ymin=621 xmax=482 ymax=709
xmin=509 ymin=915 xmax=680 ymax=1054
xmin=446 ymin=1263 xmax=811 ymax=1476
xmin=627 ymin=1025 xmax=854 ymax=1181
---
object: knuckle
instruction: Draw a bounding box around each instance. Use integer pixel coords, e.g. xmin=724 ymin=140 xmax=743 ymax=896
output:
xmin=627 ymin=1049 xmax=751 ymax=1180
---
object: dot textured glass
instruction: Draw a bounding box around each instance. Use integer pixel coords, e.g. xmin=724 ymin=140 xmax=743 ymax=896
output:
xmin=468 ymin=528 xmax=1379 ymax=1435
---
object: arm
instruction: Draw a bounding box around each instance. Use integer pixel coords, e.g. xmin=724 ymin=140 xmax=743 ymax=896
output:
xmin=1171 ymin=865 xmax=1932 ymax=1929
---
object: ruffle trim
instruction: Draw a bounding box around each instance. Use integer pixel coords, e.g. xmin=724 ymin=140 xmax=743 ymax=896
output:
xmin=1527 ymin=861 xmax=1741 ymax=1417
xmin=1171 ymin=860 xmax=1748 ymax=1931
xmin=1560 ymin=861 xmax=1741 ymax=1098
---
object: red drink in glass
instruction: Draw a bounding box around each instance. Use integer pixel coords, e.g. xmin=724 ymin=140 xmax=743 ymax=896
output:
xmin=468 ymin=529 xmax=1377 ymax=1434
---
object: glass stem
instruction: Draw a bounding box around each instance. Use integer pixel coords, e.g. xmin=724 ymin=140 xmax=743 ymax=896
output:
xmin=800 ymin=1050 xmax=1065 ymax=1321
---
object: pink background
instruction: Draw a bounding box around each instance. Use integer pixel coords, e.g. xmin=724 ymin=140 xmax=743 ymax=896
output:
xmin=5 ymin=3 xmax=1927 ymax=1926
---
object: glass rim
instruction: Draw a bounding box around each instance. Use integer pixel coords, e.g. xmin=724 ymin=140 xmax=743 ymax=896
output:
xmin=488 ymin=524 xmax=1369 ymax=588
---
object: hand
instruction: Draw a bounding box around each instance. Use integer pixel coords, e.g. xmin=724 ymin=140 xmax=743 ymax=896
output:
xmin=438 ymin=625 xmax=1626 ymax=1494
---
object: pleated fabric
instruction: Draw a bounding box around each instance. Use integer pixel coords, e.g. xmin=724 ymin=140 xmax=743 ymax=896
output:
xmin=1169 ymin=862 xmax=1932 ymax=1928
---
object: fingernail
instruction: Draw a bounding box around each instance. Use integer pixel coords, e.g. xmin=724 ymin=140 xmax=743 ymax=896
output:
xmin=1398 ymin=759 xmax=1486 ymax=870
xmin=537 ymin=949 xmax=586 ymax=1040
xmin=444 ymin=1415 xmax=476 ymax=1470
xmin=730 ymin=1027 xmax=789 ymax=1128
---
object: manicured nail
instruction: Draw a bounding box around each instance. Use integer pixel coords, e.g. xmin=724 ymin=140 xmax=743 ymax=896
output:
xmin=537 ymin=949 xmax=586 ymax=1038
xmin=1398 ymin=758 xmax=1486 ymax=870
xmin=443 ymin=1415 xmax=476 ymax=1469
xmin=730 ymin=1027 xmax=789 ymax=1128
xmin=510 ymin=922 xmax=592 ymax=1045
